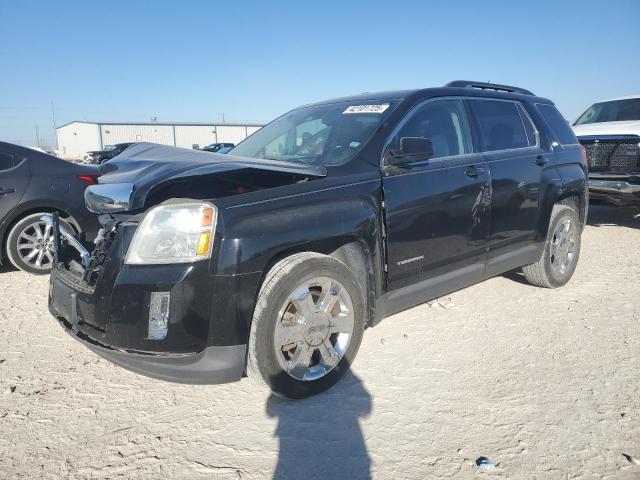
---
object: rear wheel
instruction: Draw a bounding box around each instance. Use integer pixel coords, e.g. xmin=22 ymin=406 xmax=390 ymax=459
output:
xmin=247 ymin=252 xmax=366 ymax=399
xmin=523 ymin=204 xmax=581 ymax=288
xmin=5 ymin=213 xmax=72 ymax=275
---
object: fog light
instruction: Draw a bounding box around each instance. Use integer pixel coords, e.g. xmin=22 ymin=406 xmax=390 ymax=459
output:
xmin=148 ymin=292 xmax=170 ymax=340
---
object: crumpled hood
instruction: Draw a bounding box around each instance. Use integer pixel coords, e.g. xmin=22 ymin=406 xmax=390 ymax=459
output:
xmin=85 ymin=142 xmax=327 ymax=213
xmin=573 ymin=120 xmax=640 ymax=138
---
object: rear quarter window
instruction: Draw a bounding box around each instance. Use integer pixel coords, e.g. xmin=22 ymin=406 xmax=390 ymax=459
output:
xmin=536 ymin=104 xmax=578 ymax=145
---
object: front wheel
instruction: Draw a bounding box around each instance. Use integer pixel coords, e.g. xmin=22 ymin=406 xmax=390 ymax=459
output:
xmin=523 ymin=204 xmax=582 ymax=288
xmin=247 ymin=252 xmax=366 ymax=399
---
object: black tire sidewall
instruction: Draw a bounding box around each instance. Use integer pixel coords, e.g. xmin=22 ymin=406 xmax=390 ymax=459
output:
xmin=251 ymin=256 xmax=366 ymax=399
xmin=544 ymin=206 xmax=581 ymax=287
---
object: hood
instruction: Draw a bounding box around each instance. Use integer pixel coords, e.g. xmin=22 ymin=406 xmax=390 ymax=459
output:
xmin=573 ymin=120 xmax=640 ymax=138
xmin=85 ymin=142 xmax=327 ymax=213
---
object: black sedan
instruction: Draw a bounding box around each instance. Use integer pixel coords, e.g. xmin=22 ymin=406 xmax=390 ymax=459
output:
xmin=0 ymin=142 xmax=98 ymax=274
xmin=85 ymin=142 xmax=136 ymax=164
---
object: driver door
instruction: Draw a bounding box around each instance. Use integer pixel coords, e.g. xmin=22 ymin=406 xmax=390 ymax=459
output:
xmin=382 ymin=98 xmax=491 ymax=292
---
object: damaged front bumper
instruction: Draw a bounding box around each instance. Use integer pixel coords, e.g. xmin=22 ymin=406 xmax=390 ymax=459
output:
xmin=46 ymin=214 xmax=249 ymax=385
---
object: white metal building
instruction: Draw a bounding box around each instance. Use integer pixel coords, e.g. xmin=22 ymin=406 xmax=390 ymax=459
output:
xmin=56 ymin=121 xmax=263 ymax=159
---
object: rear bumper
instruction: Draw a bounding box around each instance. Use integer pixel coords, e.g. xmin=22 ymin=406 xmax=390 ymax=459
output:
xmin=588 ymin=174 xmax=640 ymax=205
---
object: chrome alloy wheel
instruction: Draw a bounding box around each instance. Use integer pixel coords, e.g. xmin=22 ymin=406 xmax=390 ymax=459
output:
xmin=550 ymin=216 xmax=577 ymax=277
xmin=274 ymin=277 xmax=355 ymax=382
xmin=15 ymin=220 xmax=55 ymax=270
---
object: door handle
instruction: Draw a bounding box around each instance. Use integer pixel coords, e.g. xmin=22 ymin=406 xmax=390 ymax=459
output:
xmin=464 ymin=166 xmax=486 ymax=178
xmin=0 ymin=187 xmax=16 ymax=196
xmin=535 ymin=155 xmax=549 ymax=166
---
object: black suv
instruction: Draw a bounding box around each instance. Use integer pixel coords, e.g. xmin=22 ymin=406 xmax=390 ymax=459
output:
xmin=202 ymin=142 xmax=235 ymax=153
xmin=85 ymin=142 xmax=136 ymax=164
xmin=48 ymin=81 xmax=588 ymax=399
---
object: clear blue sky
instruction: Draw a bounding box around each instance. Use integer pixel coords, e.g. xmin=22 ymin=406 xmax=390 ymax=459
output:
xmin=1 ymin=0 xmax=638 ymax=147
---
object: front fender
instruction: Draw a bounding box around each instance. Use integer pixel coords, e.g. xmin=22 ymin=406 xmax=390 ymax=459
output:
xmin=207 ymin=177 xmax=384 ymax=345
xmin=217 ymin=190 xmax=381 ymax=275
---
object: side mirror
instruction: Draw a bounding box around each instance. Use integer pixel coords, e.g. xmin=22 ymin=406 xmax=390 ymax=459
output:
xmin=389 ymin=137 xmax=434 ymax=164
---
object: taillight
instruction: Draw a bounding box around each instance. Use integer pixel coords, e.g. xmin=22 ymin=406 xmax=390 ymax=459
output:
xmin=77 ymin=174 xmax=98 ymax=185
xmin=578 ymin=144 xmax=589 ymax=172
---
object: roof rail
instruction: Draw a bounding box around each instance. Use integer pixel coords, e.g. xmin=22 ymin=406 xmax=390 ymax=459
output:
xmin=445 ymin=80 xmax=534 ymax=96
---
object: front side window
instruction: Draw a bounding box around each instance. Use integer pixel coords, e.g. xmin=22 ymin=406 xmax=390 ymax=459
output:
xmin=575 ymin=98 xmax=640 ymax=125
xmin=230 ymin=100 xmax=398 ymax=166
xmin=389 ymin=99 xmax=472 ymax=160
xmin=473 ymin=100 xmax=532 ymax=151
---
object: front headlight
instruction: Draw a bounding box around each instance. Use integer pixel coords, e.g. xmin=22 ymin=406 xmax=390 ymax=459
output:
xmin=125 ymin=201 xmax=217 ymax=265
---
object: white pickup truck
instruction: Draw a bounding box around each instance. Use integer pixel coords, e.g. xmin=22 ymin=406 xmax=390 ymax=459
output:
xmin=573 ymin=95 xmax=640 ymax=206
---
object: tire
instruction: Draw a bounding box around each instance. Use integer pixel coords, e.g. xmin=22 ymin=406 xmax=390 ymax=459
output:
xmin=5 ymin=213 xmax=72 ymax=275
xmin=523 ymin=204 xmax=581 ymax=288
xmin=247 ymin=252 xmax=366 ymax=399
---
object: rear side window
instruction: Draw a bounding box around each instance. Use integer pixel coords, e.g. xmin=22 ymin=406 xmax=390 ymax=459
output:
xmin=472 ymin=100 xmax=534 ymax=151
xmin=0 ymin=153 xmax=15 ymax=171
xmin=536 ymin=104 xmax=578 ymax=145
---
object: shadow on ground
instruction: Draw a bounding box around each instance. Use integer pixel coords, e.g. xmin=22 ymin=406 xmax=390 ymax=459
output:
xmin=266 ymin=371 xmax=372 ymax=480
xmin=587 ymin=203 xmax=640 ymax=229
xmin=502 ymin=269 xmax=529 ymax=285
xmin=0 ymin=262 xmax=17 ymax=274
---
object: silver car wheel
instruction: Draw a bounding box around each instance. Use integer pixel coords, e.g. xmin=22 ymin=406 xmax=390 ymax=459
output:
xmin=15 ymin=220 xmax=55 ymax=270
xmin=274 ymin=276 xmax=355 ymax=382
xmin=549 ymin=216 xmax=576 ymax=277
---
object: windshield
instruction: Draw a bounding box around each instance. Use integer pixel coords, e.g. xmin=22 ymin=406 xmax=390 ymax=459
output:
xmin=575 ymin=98 xmax=640 ymax=125
xmin=230 ymin=100 xmax=398 ymax=166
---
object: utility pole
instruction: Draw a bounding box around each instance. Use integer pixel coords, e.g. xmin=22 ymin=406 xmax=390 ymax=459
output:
xmin=51 ymin=101 xmax=58 ymax=149
xmin=35 ymin=124 xmax=40 ymax=147
xmin=222 ymin=112 xmax=225 ymax=124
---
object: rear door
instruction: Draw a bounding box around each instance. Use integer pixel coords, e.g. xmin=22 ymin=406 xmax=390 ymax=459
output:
xmin=0 ymin=150 xmax=30 ymax=221
xmin=468 ymin=98 xmax=545 ymax=271
xmin=382 ymin=98 xmax=491 ymax=291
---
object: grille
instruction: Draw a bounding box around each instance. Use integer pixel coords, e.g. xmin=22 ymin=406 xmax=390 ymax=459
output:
xmin=581 ymin=140 xmax=640 ymax=173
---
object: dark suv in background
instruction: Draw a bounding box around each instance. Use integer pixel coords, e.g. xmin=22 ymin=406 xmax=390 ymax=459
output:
xmin=48 ymin=81 xmax=588 ymax=398
xmin=202 ymin=142 xmax=235 ymax=153
xmin=85 ymin=142 xmax=136 ymax=164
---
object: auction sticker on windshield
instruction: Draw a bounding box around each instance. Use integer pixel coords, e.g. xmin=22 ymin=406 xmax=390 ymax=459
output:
xmin=343 ymin=104 xmax=390 ymax=114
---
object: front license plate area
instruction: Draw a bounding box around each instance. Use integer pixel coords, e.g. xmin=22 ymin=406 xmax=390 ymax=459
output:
xmin=51 ymin=275 xmax=79 ymax=326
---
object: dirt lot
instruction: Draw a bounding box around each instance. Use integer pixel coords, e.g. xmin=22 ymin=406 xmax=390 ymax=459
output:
xmin=1 ymin=204 xmax=639 ymax=479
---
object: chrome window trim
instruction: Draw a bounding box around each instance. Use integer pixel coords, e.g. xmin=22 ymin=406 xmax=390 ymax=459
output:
xmin=516 ymin=103 xmax=540 ymax=147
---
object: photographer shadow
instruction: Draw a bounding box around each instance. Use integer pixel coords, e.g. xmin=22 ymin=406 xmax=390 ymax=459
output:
xmin=266 ymin=371 xmax=372 ymax=480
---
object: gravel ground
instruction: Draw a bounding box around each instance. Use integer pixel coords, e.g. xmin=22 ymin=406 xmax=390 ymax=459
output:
xmin=1 ymin=204 xmax=639 ymax=480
